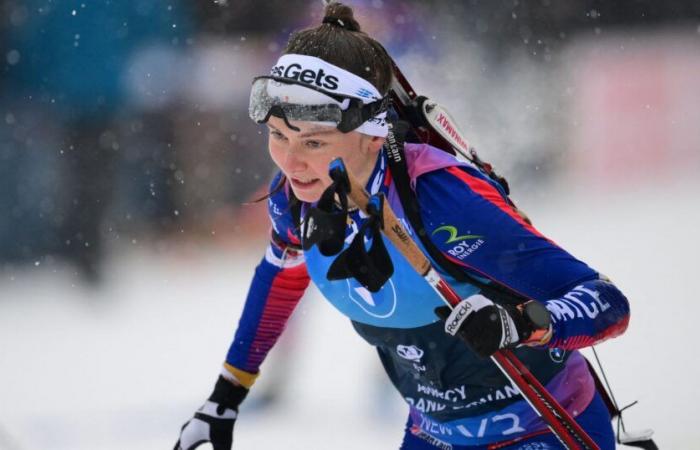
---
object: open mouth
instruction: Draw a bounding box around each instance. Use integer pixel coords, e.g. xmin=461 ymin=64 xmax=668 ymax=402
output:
xmin=290 ymin=177 xmax=321 ymax=189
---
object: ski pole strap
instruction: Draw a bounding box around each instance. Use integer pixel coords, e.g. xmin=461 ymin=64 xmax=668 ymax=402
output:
xmin=383 ymin=121 xmax=527 ymax=306
xmin=326 ymin=193 xmax=394 ymax=292
xmin=301 ymin=176 xmax=349 ymax=256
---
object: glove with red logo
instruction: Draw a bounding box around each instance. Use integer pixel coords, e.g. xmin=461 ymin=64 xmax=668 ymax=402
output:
xmin=435 ymin=294 xmax=552 ymax=358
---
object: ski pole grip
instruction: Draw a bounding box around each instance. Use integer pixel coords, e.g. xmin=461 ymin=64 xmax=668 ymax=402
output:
xmin=329 ymin=158 xmax=431 ymax=276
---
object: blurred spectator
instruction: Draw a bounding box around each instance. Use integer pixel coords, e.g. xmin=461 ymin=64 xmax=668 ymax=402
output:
xmin=1 ymin=0 xmax=192 ymax=282
xmin=193 ymin=0 xmax=305 ymax=34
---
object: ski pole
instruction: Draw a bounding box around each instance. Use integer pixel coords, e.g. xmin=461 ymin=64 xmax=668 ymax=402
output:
xmin=328 ymin=157 xmax=600 ymax=450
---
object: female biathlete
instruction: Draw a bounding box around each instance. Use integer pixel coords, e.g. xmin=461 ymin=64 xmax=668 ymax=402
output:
xmin=175 ymin=2 xmax=630 ymax=449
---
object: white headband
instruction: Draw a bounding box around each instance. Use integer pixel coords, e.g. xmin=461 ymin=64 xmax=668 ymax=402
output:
xmin=268 ymin=54 xmax=388 ymax=137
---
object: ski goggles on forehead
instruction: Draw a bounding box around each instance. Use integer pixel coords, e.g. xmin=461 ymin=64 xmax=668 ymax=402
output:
xmin=248 ymin=76 xmax=389 ymax=134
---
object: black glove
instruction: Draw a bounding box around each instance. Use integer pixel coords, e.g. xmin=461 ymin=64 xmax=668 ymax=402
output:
xmin=174 ymin=375 xmax=249 ymax=450
xmin=435 ymin=294 xmax=552 ymax=358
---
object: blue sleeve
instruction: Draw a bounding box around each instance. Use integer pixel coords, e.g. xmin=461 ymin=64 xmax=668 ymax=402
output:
xmin=415 ymin=165 xmax=629 ymax=348
xmin=544 ymin=278 xmax=630 ymax=349
xmin=225 ymin=248 xmax=309 ymax=375
xmin=224 ymin=173 xmax=309 ymax=383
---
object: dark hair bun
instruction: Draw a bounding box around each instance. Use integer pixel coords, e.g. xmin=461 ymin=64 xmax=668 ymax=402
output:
xmin=323 ymin=1 xmax=361 ymax=32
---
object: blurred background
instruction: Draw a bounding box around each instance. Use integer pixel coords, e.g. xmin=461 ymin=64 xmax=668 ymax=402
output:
xmin=1 ymin=1 xmax=699 ymax=449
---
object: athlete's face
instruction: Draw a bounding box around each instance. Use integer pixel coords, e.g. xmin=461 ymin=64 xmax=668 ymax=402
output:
xmin=267 ymin=116 xmax=385 ymax=203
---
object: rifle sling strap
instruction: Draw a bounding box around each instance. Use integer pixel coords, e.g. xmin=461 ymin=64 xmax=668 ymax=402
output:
xmin=383 ymin=122 xmax=526 ymax=306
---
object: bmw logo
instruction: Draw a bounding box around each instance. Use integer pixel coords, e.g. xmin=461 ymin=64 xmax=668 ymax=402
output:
xmin=549 ymin=348 xmax=566 ymax=363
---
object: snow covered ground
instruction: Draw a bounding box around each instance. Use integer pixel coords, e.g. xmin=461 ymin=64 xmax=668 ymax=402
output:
xmin=1 ymin=176 xmax=698 ymax=450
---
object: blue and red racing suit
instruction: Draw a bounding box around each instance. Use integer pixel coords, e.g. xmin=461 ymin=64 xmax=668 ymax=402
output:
xmin=224 ymin=143 xmax=630 ymax=447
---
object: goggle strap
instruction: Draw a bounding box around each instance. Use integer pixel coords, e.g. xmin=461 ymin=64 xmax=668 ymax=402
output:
xmin=338 ymin=96 xmax=389 ymax=133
